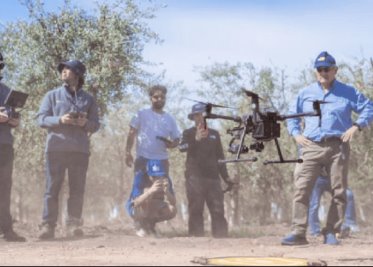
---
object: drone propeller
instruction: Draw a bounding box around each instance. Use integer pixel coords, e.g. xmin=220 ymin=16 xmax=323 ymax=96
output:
xmin=241 ymin=88 xmax=264 ymax=100
xmin=184 ymin=97 xmax=236 ymax=109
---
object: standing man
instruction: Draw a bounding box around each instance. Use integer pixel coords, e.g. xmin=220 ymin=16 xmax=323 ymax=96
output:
xmin=125 ymin=85 xmax=180 ymax=235
xmin=37 ymin=60 xmax=100 ymax=240
xmin=179 ymin=103 xmax=233 ymax=238
xmin=0 ymin=52 xmax=26 ymax=242
xmin=282 ymin=51 xmax=373 ymax=245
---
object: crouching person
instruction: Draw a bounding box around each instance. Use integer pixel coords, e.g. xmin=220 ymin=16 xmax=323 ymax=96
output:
xmin=126 ymin=159 xmax=177 ymax=237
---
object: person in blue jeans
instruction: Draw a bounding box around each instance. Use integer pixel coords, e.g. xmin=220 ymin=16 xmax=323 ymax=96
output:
xmin=309 ymin=176 xmax=359 ymax=237
xmin=37 ymin=60 xmax=100 ymax=240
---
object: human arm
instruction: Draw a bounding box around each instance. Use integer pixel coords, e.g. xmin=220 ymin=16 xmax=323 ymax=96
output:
xmin=132 ymin=180 xmax=164 ymax=208
xmin=125 ymin=126 xmax=137 ymax=167
xmin=37 ymin=93 xmax=63 ymax=128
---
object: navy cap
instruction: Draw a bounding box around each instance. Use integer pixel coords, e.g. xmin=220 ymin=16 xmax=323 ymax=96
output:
xmin=188 ymin=103 xmax=207 ymax=120
xmin=314 ymin=51 xmax=336 ymax=68
xmin=0 ymin=52 xmax=4 ymax=70
xmin=147 ymin=159 xmax=166 ymax=177
xmin=58 ymin=60 xmax=86 ymax=77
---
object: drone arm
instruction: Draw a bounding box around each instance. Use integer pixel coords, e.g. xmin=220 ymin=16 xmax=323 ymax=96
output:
xmin=204 ymin=113 xmax=242 ymax=123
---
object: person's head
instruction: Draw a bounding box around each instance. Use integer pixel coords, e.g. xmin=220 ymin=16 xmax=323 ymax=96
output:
xmin=146 ymin=159 xmax=166 ymax=182
xmin=0 ymin=52 xmax=4 ymax=81
xmin=57 ymin=60 xmax=86 ymax=89
xmin=148 ymin=85 xmax=167 ymax=111
xmin=314 ymin=51 xmax=338 ymax=89
xmin=188 ymin=103 xmax=207 ymax=126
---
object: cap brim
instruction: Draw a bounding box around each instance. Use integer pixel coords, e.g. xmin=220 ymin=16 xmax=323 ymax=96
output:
xmin=148 ymin=172 xmax=166 ymax=177
xmin=314 ymin=62 xmax=335 ymax=68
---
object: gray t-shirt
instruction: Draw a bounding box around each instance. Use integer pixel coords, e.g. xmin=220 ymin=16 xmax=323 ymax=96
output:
xmin=130 ymin=108 xmax=180 ymax=160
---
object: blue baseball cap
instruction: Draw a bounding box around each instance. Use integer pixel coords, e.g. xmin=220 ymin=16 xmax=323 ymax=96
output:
xmin=147 ymin=159 xmax=166 ymax=177
xmin=314 ymin=51 xmax=336 ymax=68
xmin=188 ymin=103 xmax=207 ymax=120
xmin=58 ymin=60 xmax=86 ymax=77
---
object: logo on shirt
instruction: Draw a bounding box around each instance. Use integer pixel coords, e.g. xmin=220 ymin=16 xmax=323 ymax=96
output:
xmin=152 ymin=163 xmax=160 ymax=173
xmin=209 ymin=134 xmax=217 ymax=140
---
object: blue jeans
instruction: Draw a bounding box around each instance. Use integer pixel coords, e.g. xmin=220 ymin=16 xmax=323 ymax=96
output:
xmin=308 ymin=176 xmax=357 ymax=235
xmin=42 ymin=152 xmax=89 ymax=227
xmin=0 ymin=145 xmax=14 ymax=232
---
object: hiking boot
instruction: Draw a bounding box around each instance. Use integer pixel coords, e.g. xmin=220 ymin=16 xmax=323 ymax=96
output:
xmin=66 ymin=225 xmax=84 ymax=238
xmin=3 ymin=230 xmax=26 ymax=242
xmin=324 ymin=232 xmax=340 ymax=245
xmin=38 ymin=224 xmax=55 ymax=240
xmin=281 ymin=233 xmax=308 ymax=246
xmin=337 ymin=226 xmax=350 ymax=239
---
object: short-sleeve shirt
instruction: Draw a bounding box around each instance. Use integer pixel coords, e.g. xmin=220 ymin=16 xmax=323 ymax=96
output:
xmin=130 ymin=108 xmax=180 ymax=160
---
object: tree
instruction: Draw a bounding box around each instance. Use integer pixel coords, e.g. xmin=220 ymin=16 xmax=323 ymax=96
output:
xmin=0 ymin=0 xmax=161 ymax=223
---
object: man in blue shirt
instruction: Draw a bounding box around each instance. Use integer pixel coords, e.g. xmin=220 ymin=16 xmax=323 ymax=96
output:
xmin=0 ymin=52 xmax=26 ymax=242
xmin=282 ymin=51 xmax=373 ymax=246
xmin=37 ymin=60 xmax=100 ymax=240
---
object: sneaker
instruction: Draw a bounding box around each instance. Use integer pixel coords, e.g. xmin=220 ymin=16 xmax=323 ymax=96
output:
xmin=38 ymin=224 xmax=55 ymax=240
xmin=3 ymin=230 xmax=26 ymax=242
xmin=135 ymin=228 xmax=147 ymax=238
xmin=281 ymin=233 xmax=309 ymax=246
xmin=324 ymin=232 xmax=340 ymax=245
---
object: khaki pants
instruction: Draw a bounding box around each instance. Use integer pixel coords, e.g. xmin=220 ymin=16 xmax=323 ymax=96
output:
xmin=291 ymin=139 xmax=350 ymax=235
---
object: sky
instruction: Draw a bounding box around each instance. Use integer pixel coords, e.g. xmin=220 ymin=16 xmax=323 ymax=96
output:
xmin=1 ymin=0 xmax=373 ymax=89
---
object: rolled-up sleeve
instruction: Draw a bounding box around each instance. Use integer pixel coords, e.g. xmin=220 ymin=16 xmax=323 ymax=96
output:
xmin=353 ymin=89 xmax=373 ymax=128
xmin=286 ymin=95 xmax=303 ymax=137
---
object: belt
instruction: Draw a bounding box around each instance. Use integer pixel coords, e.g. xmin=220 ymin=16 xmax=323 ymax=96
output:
xmin=314 ymin=136 xmax=342 ymax=143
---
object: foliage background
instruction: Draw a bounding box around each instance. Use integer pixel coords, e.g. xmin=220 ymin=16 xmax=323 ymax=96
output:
xmin=1 ymin=0 xmax=372 ymax=233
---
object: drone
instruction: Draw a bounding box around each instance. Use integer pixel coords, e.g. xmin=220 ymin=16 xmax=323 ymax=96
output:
xmin=190 ymin=89 xmax=328 ymax=165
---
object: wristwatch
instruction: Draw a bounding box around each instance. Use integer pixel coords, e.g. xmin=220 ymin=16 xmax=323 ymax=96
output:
xmin=353 ymin=122 xmax=362 ymax=131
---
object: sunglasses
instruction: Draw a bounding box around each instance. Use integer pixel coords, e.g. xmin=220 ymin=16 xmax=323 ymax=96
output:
xmin=317 ymin=67 xmax=332 ymax=73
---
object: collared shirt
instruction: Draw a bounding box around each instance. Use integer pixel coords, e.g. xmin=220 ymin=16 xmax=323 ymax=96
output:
xmin=287 ymin=80 xmax=373 ymax=142
xmin=130 ymin=108 xmax=180 ymax=160
xmin=37 ymin=85 xmax=100 ymax=154
xmin=0 ymin=83 xmax=13 ymax=145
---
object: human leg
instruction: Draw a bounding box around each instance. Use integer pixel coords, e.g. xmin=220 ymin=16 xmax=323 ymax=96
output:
xmin=205 ymin=179 xmax=228 ymax=238
xmin=323 ymin=142 xmax=349 ymax=235
xmin=40 ymin=152 xmax=66 ymax=239
xmin=308 ymin=177 xmax=329 ymax=236
xmin=0 ymin=145 xmax=25 ymax=242
xmin=186 ymin=175 xmax=206 ymax=237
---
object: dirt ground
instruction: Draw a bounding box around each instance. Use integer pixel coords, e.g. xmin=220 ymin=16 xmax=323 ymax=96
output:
xmin=1 ymin=222 xmax=373 ymax=266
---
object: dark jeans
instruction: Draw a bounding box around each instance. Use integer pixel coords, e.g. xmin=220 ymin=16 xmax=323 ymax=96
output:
xmin=42 ymin=152 xmax=89 ymax=227
xmin=0 ymin=145 xmax=14 ymax=233
xmin=186 ymin=174 xmax=228 ymax=238
xmin=308 ymin=176 xmax=357 ymax=235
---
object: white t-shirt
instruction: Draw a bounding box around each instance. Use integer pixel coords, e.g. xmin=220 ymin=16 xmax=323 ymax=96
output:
xmin=130 ymin=108 xmax=180 ymax=160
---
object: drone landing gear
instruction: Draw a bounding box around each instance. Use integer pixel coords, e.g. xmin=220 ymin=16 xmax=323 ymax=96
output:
xmin=263 ymin=138 xmax=303 ymax=165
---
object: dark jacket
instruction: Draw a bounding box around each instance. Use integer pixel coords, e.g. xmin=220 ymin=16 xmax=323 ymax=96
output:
xmin=0 ymin=83 xmax=13 ymax=145
xmin=179 ymin=127 xmax=229 ymax=180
